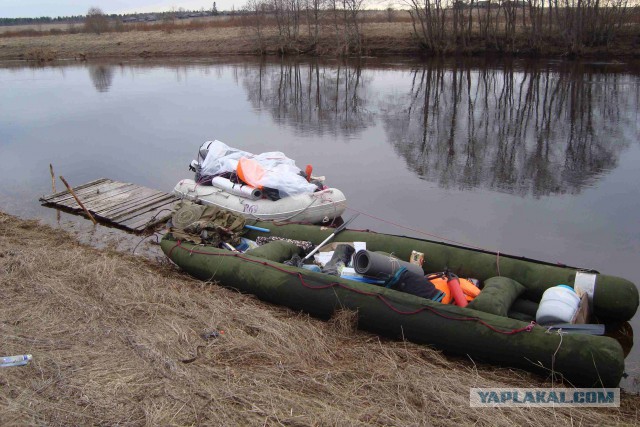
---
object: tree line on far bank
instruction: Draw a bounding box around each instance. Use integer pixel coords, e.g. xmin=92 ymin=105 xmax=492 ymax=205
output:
xmin=405 ymin=0 xmax=639 ymax=54
xmin=0 ymin=16 xmax=85 ymax=26
xmin=242 ymin=0 xmax=639 ymax=55
xmin=2 ymin=2 xmax=638 ymax=56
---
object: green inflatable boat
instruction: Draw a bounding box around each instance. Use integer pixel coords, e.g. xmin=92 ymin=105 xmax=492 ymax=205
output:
xmin=161 ymin=220 xmax=639 ymax=387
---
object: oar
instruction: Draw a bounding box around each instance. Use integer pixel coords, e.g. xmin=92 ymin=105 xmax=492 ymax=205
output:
xmin=302 ymin=214 xmax=359 ymax=262
xmin=546 ymin=323 xmax=605 ymax=335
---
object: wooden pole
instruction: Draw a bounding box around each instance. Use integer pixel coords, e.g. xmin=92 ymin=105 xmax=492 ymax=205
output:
xmin=49 ymin=164 xmax=56 ymax=193
xmin=59 ymin=176 xmax=98 ymax=225
xmin=49 ymin=164 xmax=60 ymax=222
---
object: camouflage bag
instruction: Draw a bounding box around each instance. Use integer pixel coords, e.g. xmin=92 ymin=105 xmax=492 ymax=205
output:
xmin=170 ymin=200 xmax=246 ymax=246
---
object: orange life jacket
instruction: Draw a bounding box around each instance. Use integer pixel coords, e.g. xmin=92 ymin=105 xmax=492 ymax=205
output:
xmin=427 ymin=274 xmax=480 ymax=304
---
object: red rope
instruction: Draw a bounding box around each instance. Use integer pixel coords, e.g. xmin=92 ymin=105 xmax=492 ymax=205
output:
xmin=345 ymin=206 xmax=490 ymax=252
xmin=168 ymin=241 xmax=535 ymax=336
xmin=343 ymin=207 xmax=505 ymax=280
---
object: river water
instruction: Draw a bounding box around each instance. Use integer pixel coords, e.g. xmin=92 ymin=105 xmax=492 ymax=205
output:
xmin=1 ymin=57 xmax=639 ymax=391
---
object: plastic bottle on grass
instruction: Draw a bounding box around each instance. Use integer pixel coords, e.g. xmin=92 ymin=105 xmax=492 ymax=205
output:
xmin=1 ymin=354 xmax=32 ymax=368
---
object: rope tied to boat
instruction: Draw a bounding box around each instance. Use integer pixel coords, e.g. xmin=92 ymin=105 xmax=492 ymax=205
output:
xmin=342 ymin=207 xmax=515 ymax=280
xmin=546 ymin=327 xmax=565 ymax=385
xmin=346 ymin=206 xmax=489 ymax=252
xmin=312 ymin=190 xmax=341 ymax=225
xmin=167 ymin=240 xmax=537 ymax=336
xmin=545 ymin=325 xmax=567 ymax=335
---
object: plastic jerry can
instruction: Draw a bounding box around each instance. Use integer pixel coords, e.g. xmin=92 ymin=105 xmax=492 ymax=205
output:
xmin=535 ymin=285 xmax=581 ymax=325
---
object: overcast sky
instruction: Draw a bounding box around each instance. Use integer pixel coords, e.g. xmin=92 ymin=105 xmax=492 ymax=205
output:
xmin=2 ymin=1 xmax=238 ymax=18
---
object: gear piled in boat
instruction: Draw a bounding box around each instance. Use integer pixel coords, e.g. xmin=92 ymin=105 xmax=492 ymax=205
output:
xmin=190 ymin=140 xmax=324 ymax=200
xmin=169 ymin=201 xmax=450 ymax=302
xmin=169 ymin=200 xmax=246 ymax=247
xmin=162 ymin=208 xmax=639 ymax=387
xmin=175 ymin=140 xmax=347 ymax=224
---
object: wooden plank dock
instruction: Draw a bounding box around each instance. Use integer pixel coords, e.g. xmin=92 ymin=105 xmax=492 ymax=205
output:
xmin=39 ymin=178 xmax=179 ymax=233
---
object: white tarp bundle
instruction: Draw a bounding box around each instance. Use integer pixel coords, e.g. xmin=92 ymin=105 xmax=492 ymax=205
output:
xmin=197 ymin=140 xmax=317 ymax=197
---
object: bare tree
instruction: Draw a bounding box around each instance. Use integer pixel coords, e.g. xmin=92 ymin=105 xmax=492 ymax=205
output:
xmin=405 ymin=0 xmax=450 ymax=53
xmin=84 ymin=7 xmax=109 ymax=34
xmin=240 ymin=0 xmax=637 ymax=56
xmin=343 ymin=0 xmax=365 ymax=54
xmin=305 ymin=0 xmax=324 ymax=44
xmin=244 ymin=0 xmax=269 ymax=53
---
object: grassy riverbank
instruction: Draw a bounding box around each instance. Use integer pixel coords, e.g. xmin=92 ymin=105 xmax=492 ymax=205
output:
xmin=1 ymin=19 xmax=638 ymax=61
xmin=1 ymin=210 xmax=639 ymax=425
xmin=0 ymin=23 xmax=417 ymax=61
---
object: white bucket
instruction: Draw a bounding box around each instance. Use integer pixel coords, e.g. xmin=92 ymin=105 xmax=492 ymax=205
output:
xmin=535 ymin=285 xmax=581 ymax=325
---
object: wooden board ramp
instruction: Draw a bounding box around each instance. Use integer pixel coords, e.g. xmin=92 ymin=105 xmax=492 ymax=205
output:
xmin=39 ymin=178 xmax=179 ymax=233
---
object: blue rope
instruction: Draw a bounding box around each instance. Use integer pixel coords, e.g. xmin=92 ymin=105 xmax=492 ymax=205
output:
xmin=385 ymin=267 xmax=407 ymax=288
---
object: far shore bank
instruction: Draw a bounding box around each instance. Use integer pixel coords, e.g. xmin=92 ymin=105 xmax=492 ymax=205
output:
xmin=1 ymin=22 xmax=638 ymax=62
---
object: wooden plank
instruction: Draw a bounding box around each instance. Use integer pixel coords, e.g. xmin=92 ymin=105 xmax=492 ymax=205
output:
xmin=40 ymin=178 xmax=111 ymax=203
xmin=80 ymin=192 xmax=135 ymax=213
xmin=58 ymin=189 xmax=130 ymax=212
xmin=122 ymin=209 xmax=175 ymax=231
xmin=52 ymin=182 xmax=137 ymax=207
xmin=120 ymin=201 xmax=180 ymax=231
xmin=77 ymin=186 xmax=154 ymax=213
xmin=132 ymin=211 xmax=176 ymax=231
xmin=45 ymin=180 xmax=126 ymax=205
xmin=92 ymin=194 xmax=162 ymax=218
xmin=94 ymin=187 xmax=166 ymax=213
xmin=112 ymin=195 xmax=178 ymax=223
xmin=118 ymin=203 xmax=178 ymax=229
xmin=40 ymin=178 xmax=179 ymax=233
xmin=46 ymin=182 xmax=133 ymax=207
xmin=40 ymin=178 xmax=109 ymax=202
xmin=97 ymin=192 xmax=174 ymax=218
xmin=112 ymin=195 xmax=177 ymax=220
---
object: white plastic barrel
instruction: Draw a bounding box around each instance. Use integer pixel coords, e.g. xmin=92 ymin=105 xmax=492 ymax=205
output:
xmin=535 ymin=285 xmax=581 ymax=325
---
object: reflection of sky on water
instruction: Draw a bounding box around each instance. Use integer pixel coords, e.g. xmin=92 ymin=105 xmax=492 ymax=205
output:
xmin=0 ymin=58 xmax=639 ymax=390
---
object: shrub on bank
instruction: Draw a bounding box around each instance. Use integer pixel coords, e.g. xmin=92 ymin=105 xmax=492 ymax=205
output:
xmin=23 ymin=47 xmax=57 ymax=62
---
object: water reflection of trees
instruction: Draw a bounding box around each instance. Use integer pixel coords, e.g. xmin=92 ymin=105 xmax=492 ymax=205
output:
xmin=89 ymin=65 xmax=114 ymax=93
xmin=239 ymin=60 xmax=374 ymax=136
xmin=380 ymin=62 xmax=638 ymax=197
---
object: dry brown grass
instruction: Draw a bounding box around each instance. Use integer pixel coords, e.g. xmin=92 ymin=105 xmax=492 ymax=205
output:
xmin=23 ymin=47 xmax=57 ymax=62
xmin=0 ymin=26 xmax=260 ymax=60
xmin=1 ymin=210 xmax=638 ymax=426
xmin=0 ymin=12 xmax=410 ymax=36
xmin=0 ymin=22 xmax=75 ymax=35
xmin=1 ymin=8 xmax=638 ymax=60
xmin=0 ymin=22 xmax=417 ymax=61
